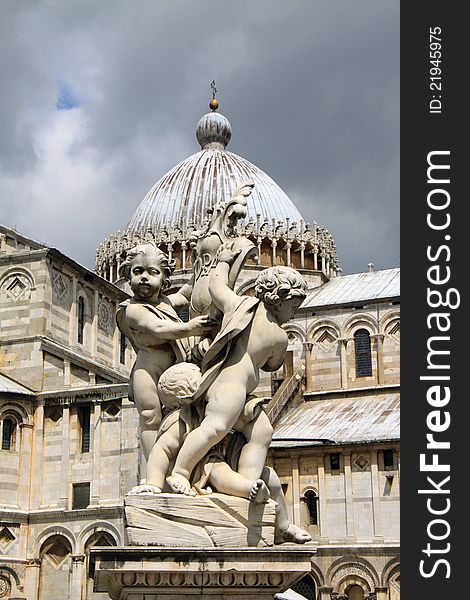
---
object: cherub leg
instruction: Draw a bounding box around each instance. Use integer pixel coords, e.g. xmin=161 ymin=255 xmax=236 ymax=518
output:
xmin=132 ymin=366 xmax=162 ymax=461
xmin=209 ymin=461 xmax=270 ymax=503
xmin=128 ymin=422 xmax=182 ymax=495
xmin=261 ymin=466 xmax=311 ymax=544
xmin=236 ymin=410 xmax=273 ymax=481
xmin=167 ymin=381 xmax=246 ymax=495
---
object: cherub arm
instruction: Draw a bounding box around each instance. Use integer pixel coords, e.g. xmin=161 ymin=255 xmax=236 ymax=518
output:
xmin=209 ymin=249 xmax=241 ymax=315
xmin=167 ymin=279 xmax=193 ymax=310
xmin=125 ymin=303 xmax=214 ymax=341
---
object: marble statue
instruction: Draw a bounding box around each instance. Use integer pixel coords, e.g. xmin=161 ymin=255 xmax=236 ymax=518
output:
xmin=115 ymin=243 xmax=216 ymax=463
xmin=119 ymin=181 xmax=311 ymax=545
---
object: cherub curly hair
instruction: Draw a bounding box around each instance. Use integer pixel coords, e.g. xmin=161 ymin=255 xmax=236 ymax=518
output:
xmin=118 ymin=243 xmax=175 ymax=290
xmin=254 ymin=267 xmax=308 ymax=307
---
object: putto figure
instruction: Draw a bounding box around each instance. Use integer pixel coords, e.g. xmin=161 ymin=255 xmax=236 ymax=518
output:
xmin=116 ymin=243 xmax=215 ymax=472
xmin=166 ymin=244 xmax=308 ymax=497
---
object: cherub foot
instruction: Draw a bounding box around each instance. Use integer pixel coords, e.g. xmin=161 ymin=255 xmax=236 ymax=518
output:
xmin=248 ymin=479 xmax=271 ymax=503
xmin=166 ymin=473 xmax=195 ymax=496
xmin=127 ymin=484 xmax=162 ymax=496
xmin=276 ymin=524 xmax=312 ymax=545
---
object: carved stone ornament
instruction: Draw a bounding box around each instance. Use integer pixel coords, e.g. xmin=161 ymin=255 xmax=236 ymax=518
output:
xmin=98 ymin=300 xmax=111 ymax=330
xmin=52 ymin=271 xmax=68 ymax=302
xmin=0 ymin=576 xmax=11 ymax=598
xmin=0 ymin=271 xmax=33 ymax=301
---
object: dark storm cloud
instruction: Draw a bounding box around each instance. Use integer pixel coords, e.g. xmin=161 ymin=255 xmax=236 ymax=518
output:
xmin=0 ymin=0 xmax=399 ymax=274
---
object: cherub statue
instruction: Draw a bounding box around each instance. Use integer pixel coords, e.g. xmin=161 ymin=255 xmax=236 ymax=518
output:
xmin=135 ymin=362 xmax=311 ymax=544
xmin=166 ymin=244 xmax=308 ymax=497
xmin=116 ymin=243 xmax=216 ymax=469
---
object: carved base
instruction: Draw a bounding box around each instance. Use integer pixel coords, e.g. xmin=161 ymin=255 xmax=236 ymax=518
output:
xmin=124 ymin=493 xmax=276 ymax=548
xmin=90 ymin=546 xmax=316 ymax=599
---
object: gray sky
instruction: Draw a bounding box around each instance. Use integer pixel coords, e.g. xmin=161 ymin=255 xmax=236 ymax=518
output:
xmin=0 ymin=0 xmax=399 ymax=275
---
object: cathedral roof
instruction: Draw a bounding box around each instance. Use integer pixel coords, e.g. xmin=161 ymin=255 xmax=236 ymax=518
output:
xmin=127 ymin=106 xmax=304 ymax=233
xmin=271 ymin=392 xmax=400 ymax=447
xmin=301 ymin=268 xmax=400 ymax=309
xmin=0 ymin=373 xmax=34 ymax=396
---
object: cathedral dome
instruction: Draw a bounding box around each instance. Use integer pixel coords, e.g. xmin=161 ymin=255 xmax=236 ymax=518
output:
xmin=127 ymin=109 xmax=303 ymax=234
xmin=95 ymin=100 xmax=338 ymax=284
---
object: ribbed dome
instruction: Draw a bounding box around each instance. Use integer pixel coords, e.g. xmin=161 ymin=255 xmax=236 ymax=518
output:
xmin=96 ymin=104 xmax=339 ymax=284
xmin=128 ymin=149 xmax=304 ymax=233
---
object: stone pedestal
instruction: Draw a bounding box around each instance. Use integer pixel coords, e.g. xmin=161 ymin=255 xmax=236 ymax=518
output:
xmin=124 ymin=493 xmax=276 ymax=548
xmin=90 ymin=546 xmax=316 ymax=599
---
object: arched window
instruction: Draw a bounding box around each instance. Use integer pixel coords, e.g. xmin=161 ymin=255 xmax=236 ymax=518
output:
xmin=354 ymin=329 xmax=372 ymax=377
xmin=291 ymin=574 xmax=316 ymax=599
xmin=305 ymin=490 xmax=318 ymax=525
xmin=77 ymin=296 xmax=85 ymax=345
xmin=1 ymin=417 xmax=17 ymax=451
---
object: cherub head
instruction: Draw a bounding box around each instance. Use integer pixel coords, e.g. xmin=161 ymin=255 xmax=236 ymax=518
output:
xmin=119 ymin=243 xmax=174 ymax=302
xmin=254 ymin=266 xmax=308 ymax=324
xmin=157 ymin=363 xmax=202 ymax=410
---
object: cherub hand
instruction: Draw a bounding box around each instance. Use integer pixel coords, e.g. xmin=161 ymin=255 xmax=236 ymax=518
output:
xmin=187 ymin=314 xmax=217 ymax=336
xmin=216 ymin=243 xmax=242 ymax=266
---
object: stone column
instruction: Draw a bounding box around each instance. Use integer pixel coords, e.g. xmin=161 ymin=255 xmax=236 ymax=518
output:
xmin=271 ymin=239 xmax=277 ymax=266
xmin=91 ymin=403 xmax=101 ymax=505
xmin=17 ymin=422 xmax=34 ymax=510
xmin=64 ymin=359 xmax=71 ymax=388
xmin=58 ymin=404 xmax=70 ymax=508
xmin=303 ymin=342 xmax=313 ymax=391
xmin=181 ymin=242 xmax=187 ymax=270
xmin=24 ymin=558 xmax=41 ymax=600
xmin=286 ymin=241 xmax=292 ymax=267
xmin=317 ymin=457 xmax=328 ymax=542
xmin=30 ymin=402 xmax=44 ymax=510
xmin=313 ymin=245 xmax=318 ymax=271
xmin=317 ymin=587 xmax=333 ymax=600
xmin=338 ymin=338 xmax=349 ymax=389
xmin=290 ymin=451 xmax=301 ymax=525
xmin=374 ymin=587 xmax=389 ymax=600
xmin=371 ymin=334 xmax=385 ymax=385
xmin=71 ymin=554 xmax=85 ymax=600
xmin=370 ymin=449 xmax=384 ymax=541
xmin=343 ymin=452 xmax=355 ymax=542
xmin=300 ymin=241 xmax=305 ymax=269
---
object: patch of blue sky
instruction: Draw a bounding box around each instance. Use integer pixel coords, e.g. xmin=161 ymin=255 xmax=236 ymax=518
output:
xmin=56 ymin=83 xmax=80 ymax=110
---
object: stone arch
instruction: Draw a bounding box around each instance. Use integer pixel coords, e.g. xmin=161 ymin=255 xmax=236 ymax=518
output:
xmin=0 ymin=266 xmax=36 ymax=301
xmin=36 ymin=525 xmax=76 ymax=554
xmin=81 ymin=526 xmax=120 ymax=600
xmin=300 ymin=486 xmax=319 ymax=527
xmin=38 ymin=534 xmax=73 ymax=600
xmin=342 ymin=313 xmax=378 ymax=337
xmin=309 ymin=561 xmax=325 ymax=589
xmin=0 ymin=565 xmax=21 ymax=588
xmin=0 ymin=400 xmax=30 ymax=424
xmin=284 ymin=323 xmax=307 ymax=345
xmin=328 ymin=558 xmax=379 ymax=593
xmin=77 ymin=521 xmax=121 ymax=553
xmin=0 ymin=405 xmax=26 ymax=452
xmin=380 ymin=310 xmax=400 ymax=331
xmin=381 ymin=557 xmax=400 ymax=587
xmin=291 ymin=573 xmax=317 ymax=599
xmin=307 ymin=318 xmax=341 ymax=343
xmin=382 ymin=312 xmax=400 ymax=344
